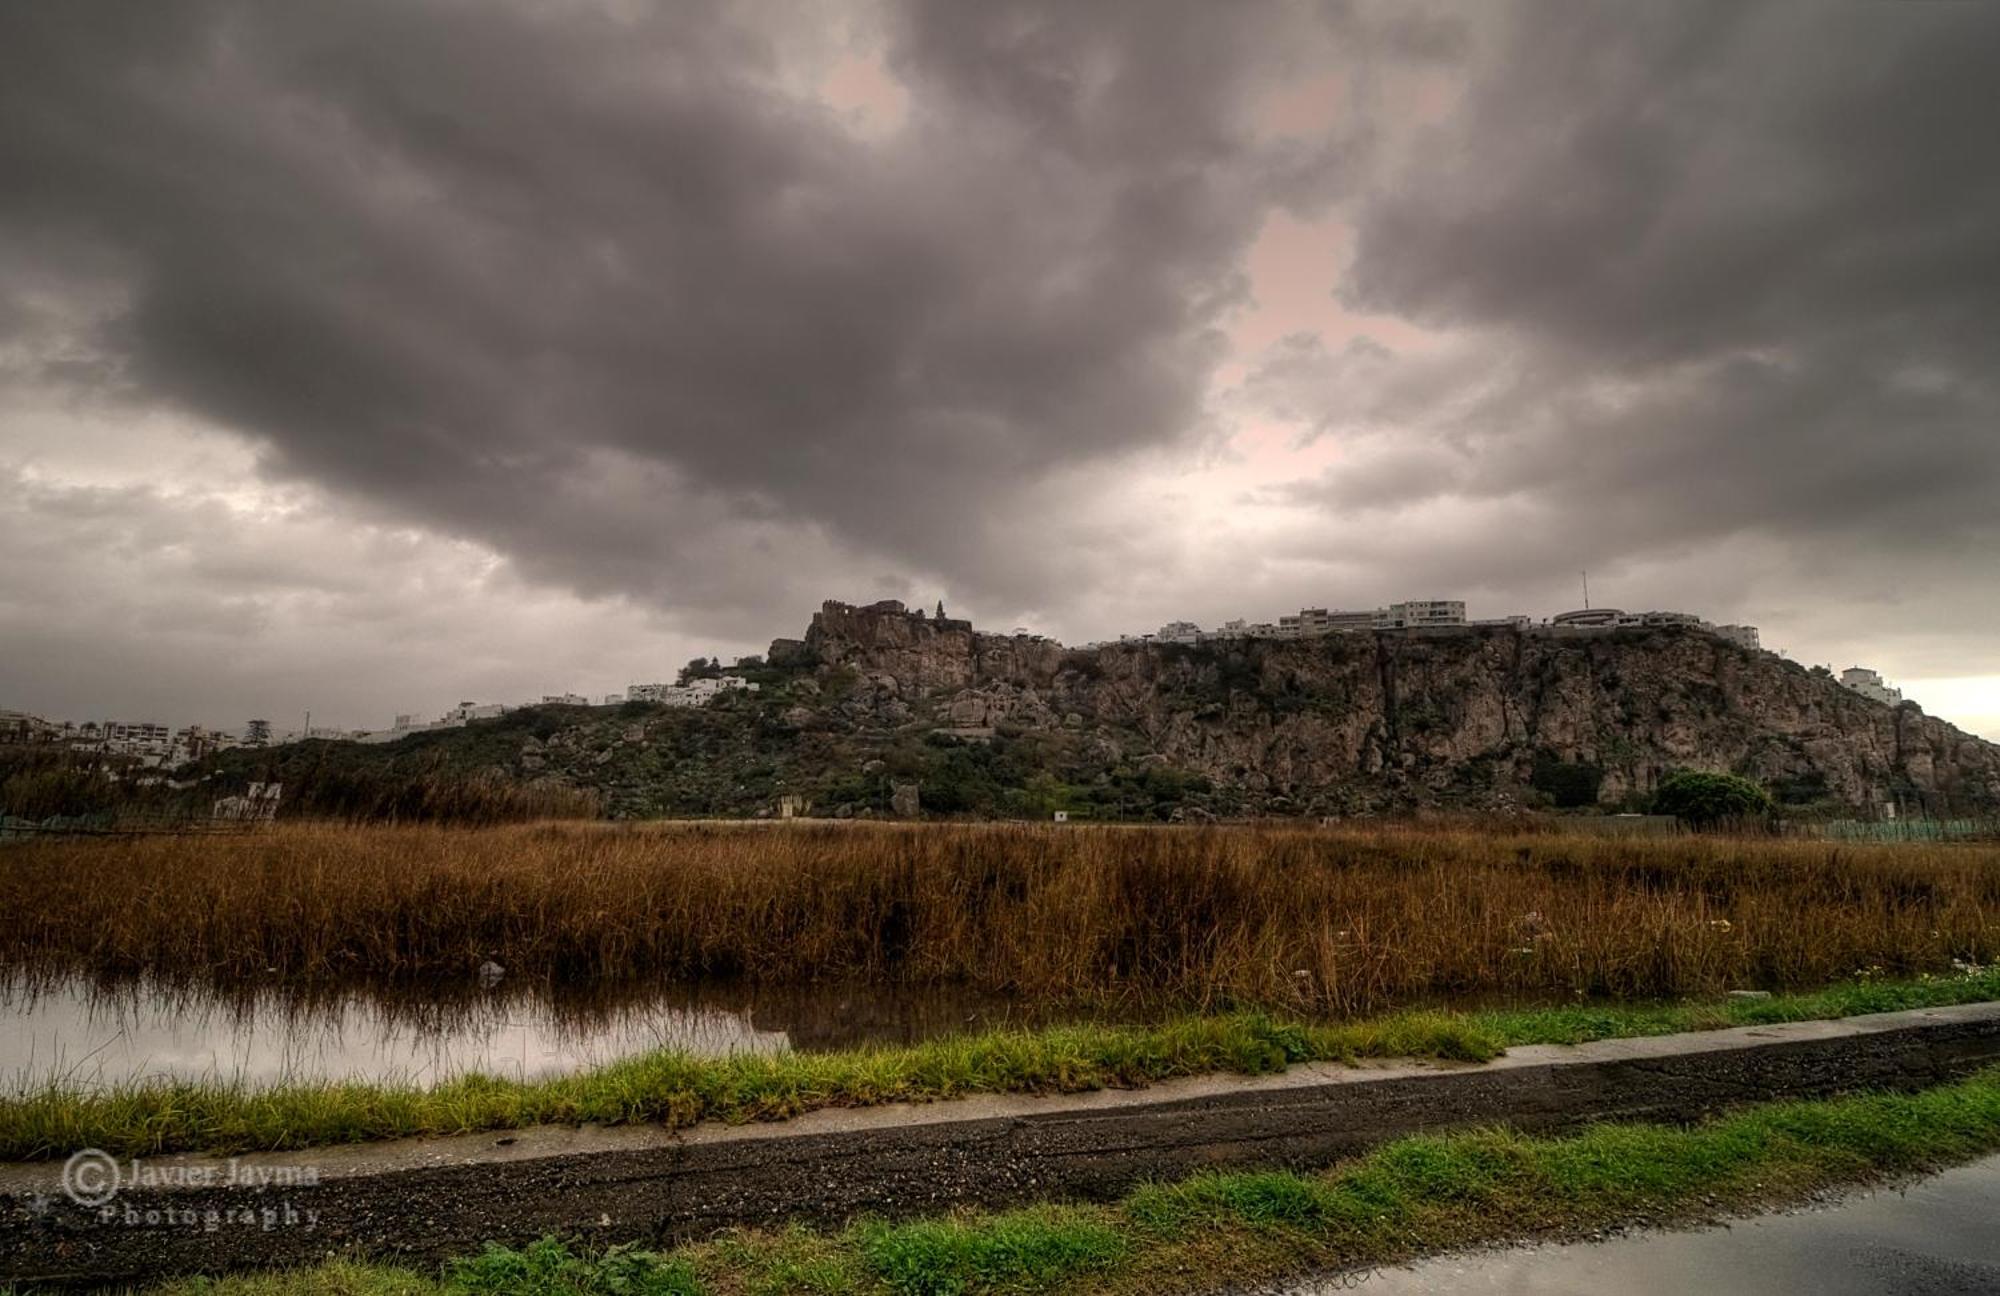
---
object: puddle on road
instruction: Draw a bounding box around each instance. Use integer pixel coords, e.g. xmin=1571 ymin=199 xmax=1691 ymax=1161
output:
xmin=1297 ymin=1153 xmax=2000 ymax=1295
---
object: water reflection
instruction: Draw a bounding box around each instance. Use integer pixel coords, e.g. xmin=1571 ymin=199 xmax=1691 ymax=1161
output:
xmin=1296 ymin=1154 xmax=2000 ymax=1295
xmin=0 ymin=974 xmax=1089 ymax=1090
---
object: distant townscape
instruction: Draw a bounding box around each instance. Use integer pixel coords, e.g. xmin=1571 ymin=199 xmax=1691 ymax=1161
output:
xmin=1088 ymin=598 xmax=1763 ymax=652
xmin=0 ymin=673 xmax=763 ymax=765
xmin=0 ymin=595 xmax=1921 ymax=765
xmin=352 ymin=673 xmax=762 ymax=746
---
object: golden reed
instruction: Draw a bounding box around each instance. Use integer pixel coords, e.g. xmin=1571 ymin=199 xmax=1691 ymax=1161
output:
xmin=3 ymin=821 xmax=1996 ymax=1012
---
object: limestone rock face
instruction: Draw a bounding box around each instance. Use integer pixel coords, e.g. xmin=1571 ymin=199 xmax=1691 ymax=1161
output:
xmin=804 ymin=600 xmax=1065 ymax=693
xmin=787 ymin=601 xmax=2000 ymax=814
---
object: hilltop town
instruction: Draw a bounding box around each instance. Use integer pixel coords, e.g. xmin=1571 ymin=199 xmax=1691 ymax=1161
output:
xmin=1092 ymin=597 xmax=1760 ymax=651
xmin=9 ymin=595 xmax=1984 ymax=831
xmin=0 ymin=594 xmax=1932 ymax=775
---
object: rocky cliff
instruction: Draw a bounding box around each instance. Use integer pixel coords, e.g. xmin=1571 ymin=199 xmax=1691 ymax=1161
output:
xmin=768 ymin=599 xmax=2000 ymax=816
xmin=225 ymin=598 xmax=2000 ymax=820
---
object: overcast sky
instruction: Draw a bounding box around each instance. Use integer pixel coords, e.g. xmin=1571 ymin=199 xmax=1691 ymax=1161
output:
xmin=3 ymin=0 xmax=1997 ymax=738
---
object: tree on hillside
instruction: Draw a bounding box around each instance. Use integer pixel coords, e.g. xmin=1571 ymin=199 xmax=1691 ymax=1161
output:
xmin=677 ymin=657 xmax=724 ymax=683
xmin=1653 ymin=770 xmax=1773 ymax=827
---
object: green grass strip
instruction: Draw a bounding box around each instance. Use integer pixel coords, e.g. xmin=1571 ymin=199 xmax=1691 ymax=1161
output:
xmin=1473 ymin=967 xmax=2000 ymax=1047
xmin=139 ymin=1065 xmax=2000 ymax=1296
xmin=8 ymin=968 xmax=2000 ymax=1163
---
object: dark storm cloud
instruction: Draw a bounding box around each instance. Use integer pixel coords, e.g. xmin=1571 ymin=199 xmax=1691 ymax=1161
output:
xmin=0 ymin=0 xmax=1405 ymax=614
xmin=6 ymin=0 xmax=1999 ymax=722
xmin=1346 ymin=2 xmax=2000 ymax=367
xmin=1255 ymin=0 xmax=2000 ymax=626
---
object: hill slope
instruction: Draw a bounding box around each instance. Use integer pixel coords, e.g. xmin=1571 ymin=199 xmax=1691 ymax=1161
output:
xmin=215 ymin=600 xmax=2000 ymax=821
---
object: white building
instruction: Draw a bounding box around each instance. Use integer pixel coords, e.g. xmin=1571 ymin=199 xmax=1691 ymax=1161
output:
xmin=0 ymin=709 xmax=59 ymax=743
xmin=1551 ymin=607 xmax=1627 ymax=628
xmin=359 ymin=699 xmax=516 ymax=744
xmin=541 ymin=693 xmax=591 ymax=706
xmin=627 ymin=675 xmax=760 ymax=708
xmin=96 ymin=720 xmax=173 ymax=758
xmin=1838 ymin=666 xmax=1904 ymax=706
xmin=1548 ymin=607 xmax=1763 ymax=651
xmin=1376 ymin=600 xmax=1466 ymax=629
xmin=164 ymin=724 xmax=224 ymax=764
xmin=1713 ymin=624 xmax=1761 ymax=650
xmin=1271 ymin=607 xmax=1375 ymax=638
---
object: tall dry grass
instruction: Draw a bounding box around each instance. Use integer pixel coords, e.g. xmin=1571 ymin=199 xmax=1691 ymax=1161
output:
xmin=3 ymin=821 xmax=1997 ymax=1012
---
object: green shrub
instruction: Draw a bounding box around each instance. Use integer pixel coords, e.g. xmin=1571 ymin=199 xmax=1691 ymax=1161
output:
xmin=450 ymin=1238 xmax=704 ymax=1296
xmin=1653 ymin=770 xmax=1772 ymax=826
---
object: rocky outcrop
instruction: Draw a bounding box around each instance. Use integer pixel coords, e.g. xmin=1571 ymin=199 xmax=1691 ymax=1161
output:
xmin=789 ymin=601 xmax=2000 ymax=814
xmin=803 ymin=600 xmax=1067 ymax=693
xmin=250 ymin=601 xmax=1998 ymax=820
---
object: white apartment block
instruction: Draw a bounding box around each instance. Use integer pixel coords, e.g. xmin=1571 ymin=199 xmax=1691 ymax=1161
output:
xmin=95 ymin=721 xmax=172 ymax=757
xmin=1838 ymin=666 xmax=1904 ymax=706
xmin=0 ymin=709 xmax=60 ymax=742
xmin=1276 ymin=608 xmax=1377 ymax=638
xmin=1375 ymin=600 xmax=1466 ymax=629
xmin=1713 ymin=624 xmax=1761 ymax=650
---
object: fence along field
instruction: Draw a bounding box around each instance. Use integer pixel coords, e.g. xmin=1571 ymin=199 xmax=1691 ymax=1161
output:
xmin=4 ymin=821 xmax=1997 ymax=1013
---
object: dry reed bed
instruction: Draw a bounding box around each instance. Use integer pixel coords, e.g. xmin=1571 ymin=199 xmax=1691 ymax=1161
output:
xmin=3 ymin=821 xmax=1998 ymax=1012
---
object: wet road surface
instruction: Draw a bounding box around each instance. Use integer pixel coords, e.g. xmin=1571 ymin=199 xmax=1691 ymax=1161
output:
xmin=1300 ymin=1153 xmax=2000 ymax=1296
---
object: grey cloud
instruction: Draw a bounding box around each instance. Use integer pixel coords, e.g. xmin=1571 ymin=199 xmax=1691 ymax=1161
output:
xmin=0 ymin=465 xmax=732 ymax=728
xmin=0 ymin=0 xmax=1399 ymax=619
xmin=5 ymin=0 xmax=2000 ymax=728
xmin=1243 ymin=0 xmax=2000 ymax=670
xmin=1345 ymin=2 xmax=2000 ymax=368
xmin=1262 ymin=440 xmax=1467 ymax=515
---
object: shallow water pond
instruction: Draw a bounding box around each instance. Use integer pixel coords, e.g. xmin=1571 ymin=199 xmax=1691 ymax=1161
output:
xmin=0 ymin=975 xmax=1091 ymax=1090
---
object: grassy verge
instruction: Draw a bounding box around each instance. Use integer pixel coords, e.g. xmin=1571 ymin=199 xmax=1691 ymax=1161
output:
xmin=141 ymin=1066 xmax=2000 ymax=1296
xmin=7 ymin=968 xmax=2000 ymax=1163
xmin=1477 ymin=965 xmax=2000 ymax=1045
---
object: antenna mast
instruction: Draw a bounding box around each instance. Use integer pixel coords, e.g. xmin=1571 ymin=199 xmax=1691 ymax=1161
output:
xmin=1581 ymin=570 xmax=1590 ymax=610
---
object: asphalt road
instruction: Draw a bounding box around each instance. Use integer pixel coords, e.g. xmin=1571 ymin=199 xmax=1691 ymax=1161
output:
xmin=1298 ymin=1154 xmax=2000 ymax=1296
